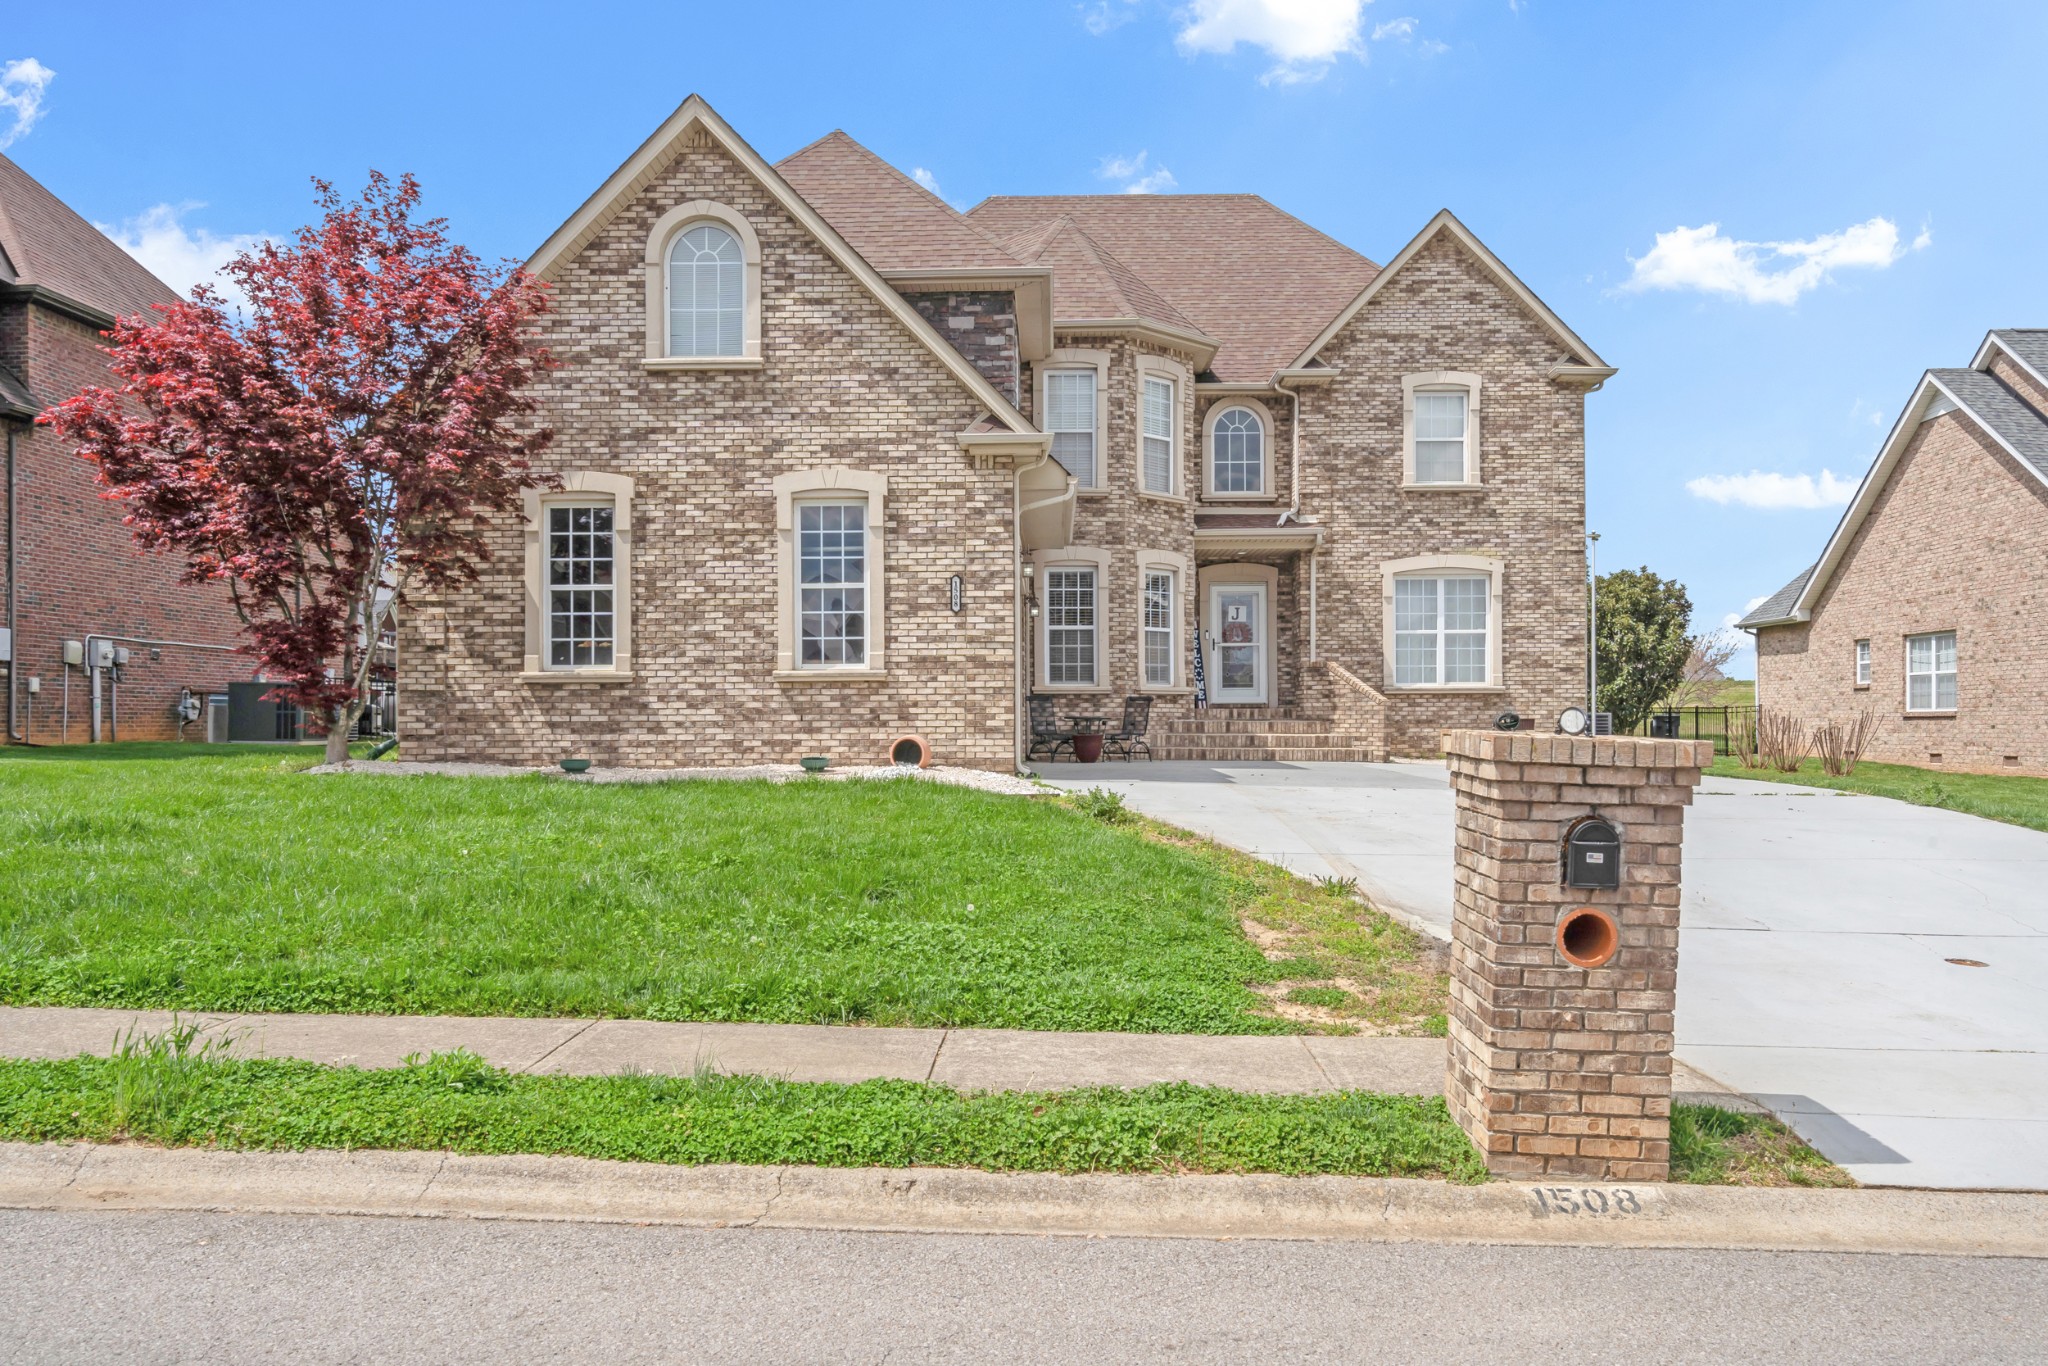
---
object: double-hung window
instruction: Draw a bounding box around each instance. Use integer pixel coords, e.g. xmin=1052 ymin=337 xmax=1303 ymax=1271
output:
xmin=1045 ymin=371 xmax=1099 ymax=488
xmin=1905 ymin=631 xmax=1956 ymax=712
xmin=1393 ymin=575 xmax=1489 ymax=686
xmin=1141 ymin=376 xmax=1176 ymax=494
xmin=547 ymin=505 xmax=616 ymax=668
xmin=797 ymin=501 xmax=867 ymax=667
xmin=1854 ymin=639 xmax=1871 ymax=687
xmin=1413 ymin=390 xmax=1469 ymax=484
xmin=1142 ymin=570 xmax=1175 ymax=687
xmin=1046 ymin=567 xmax=1098 ymax=686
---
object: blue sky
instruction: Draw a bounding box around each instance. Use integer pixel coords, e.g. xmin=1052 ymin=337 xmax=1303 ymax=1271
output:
xmin=8 ymin=1 xmax=2046 ymax=675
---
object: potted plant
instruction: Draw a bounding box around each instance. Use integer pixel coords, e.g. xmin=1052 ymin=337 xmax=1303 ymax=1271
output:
xmin=559 ymin=755 xmax=592 ymax=774
xmin=800 ymin=755 xmax=830 ymax=774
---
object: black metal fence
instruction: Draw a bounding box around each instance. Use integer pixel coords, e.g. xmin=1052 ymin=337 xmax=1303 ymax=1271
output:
xmin=1631 ymin=705 xmax=1759 ymax=756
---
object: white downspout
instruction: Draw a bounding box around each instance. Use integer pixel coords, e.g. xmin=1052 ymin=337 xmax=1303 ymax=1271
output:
xmin=1275 ymin=382 xmax=1302 ymax=527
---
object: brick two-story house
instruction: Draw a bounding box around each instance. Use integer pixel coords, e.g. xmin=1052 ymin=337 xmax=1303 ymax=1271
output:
xmin=2 ymin=153 xmax=246 ymax=745
xmin=402 ymin=97 xmax=1613 ymax=770
xmin=1740 ymin=329 xmax=2048 ymax=775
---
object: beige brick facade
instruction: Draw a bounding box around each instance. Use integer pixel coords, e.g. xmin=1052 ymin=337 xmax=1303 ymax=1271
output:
xmin=402 ymin=139 xmax=1024 ymax=769
xmin=403 ymin=105 xmax=1604 ymax=770
xmin=1755 ymin=408 xmax=2048 ymax=775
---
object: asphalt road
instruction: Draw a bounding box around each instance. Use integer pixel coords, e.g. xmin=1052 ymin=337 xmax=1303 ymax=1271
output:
xmin=3 ymin=1209 xmax=2043 ymax=1363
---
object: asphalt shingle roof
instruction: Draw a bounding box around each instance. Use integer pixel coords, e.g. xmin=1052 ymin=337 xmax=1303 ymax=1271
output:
xmin=1990 ymin=328 xmax=2048 ymax=378
xmin=0 ymin=152 xmax=182 ymax=321
xmin=1001 ymin=215 xmax=1204 ymax=337
xmin=967 ymin=194 xmax=1380 ymax=384
xmin=1933 ymin=367 xmax=2048 ymax=482
xmin=1737 ymin=565 xmax=1816 ymax=629
xmin=774 ymin=132 xmax=1022 ymax=273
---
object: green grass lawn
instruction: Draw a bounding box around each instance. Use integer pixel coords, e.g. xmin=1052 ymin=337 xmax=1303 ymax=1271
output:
xmin=0 ymin=743 xmax=1441 ymax=1034
xmin=1710 ymin=755 xmax=2048 ymax=834
xmin=0 ymin=1045 xmax=1488 ymax=1180
xmin=0 ymin=1032 xmax=1843 ymax=1186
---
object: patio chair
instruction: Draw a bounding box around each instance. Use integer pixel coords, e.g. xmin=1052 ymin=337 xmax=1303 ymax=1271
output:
xmin=1026 ymin=694 xmax=1076 ymax=762
xmin=1105 ymin=695 xmax=1154 ymax=761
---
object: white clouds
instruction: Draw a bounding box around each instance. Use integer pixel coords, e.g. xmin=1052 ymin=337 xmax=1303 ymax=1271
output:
xmin=0 ymin=57 xmax=56 ymax=149
xmin=1174 ymin=0 xmax=1366 ymax=84
xmin=1079 ymin=0 xmax=1142 ymax=34
xmin=1685 ymin=469 xmax=1860 ymax=510
xmin=94 ymin=203 xmax=266 ymax=307
xmin=910 ymin=166 xmax=964 ymax=210
xmin=1623 ymin=217 xmax=1927 ymax=306
xmin=1097 ymin=150 xmax=1177 ymax=194
xmin=1370 ymin=16 xmax=1415 ymax=40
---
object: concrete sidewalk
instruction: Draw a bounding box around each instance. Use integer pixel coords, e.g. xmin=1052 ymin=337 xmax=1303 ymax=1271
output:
xmin=0 ymin=1006 xmax=1444 ymax=1096
xmin=0 ymin=1005 xmax=1756 ymax=1106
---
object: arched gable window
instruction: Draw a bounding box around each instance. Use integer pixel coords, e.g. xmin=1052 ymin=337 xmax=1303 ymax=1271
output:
xmin=642 ymin=201 xmax=762 ymax=369
xmin=668 ymin=225 xmax=744 ymax=357
xmin=1210 ymin=407 xmax=1265 ymax=494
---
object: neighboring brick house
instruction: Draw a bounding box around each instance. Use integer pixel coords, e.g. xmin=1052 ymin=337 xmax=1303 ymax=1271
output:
xmin=1 ymin=153 xmax=247 ymax=745
xmin=404 ymin=97 xmax=1614 ymax=770
xmin=1740 ymin=330 xmax=2048 ymax=776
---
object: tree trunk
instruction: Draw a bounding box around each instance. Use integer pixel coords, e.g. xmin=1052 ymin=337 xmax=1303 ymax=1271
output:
xmin=324 ymin=705 xmax=354 ymax=765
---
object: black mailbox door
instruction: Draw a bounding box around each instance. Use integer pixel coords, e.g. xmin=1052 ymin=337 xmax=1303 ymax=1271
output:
xmin=1565 ymin=818 xmax=1621 ymax=889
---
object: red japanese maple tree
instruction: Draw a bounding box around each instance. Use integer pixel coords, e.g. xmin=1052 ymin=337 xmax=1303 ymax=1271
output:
xmin=44 ymin=172 xmax=555 ymax=762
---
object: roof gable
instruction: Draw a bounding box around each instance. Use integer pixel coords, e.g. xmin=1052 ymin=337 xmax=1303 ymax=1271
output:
xmin=1290 ymin=209 xmax=1610 ymax=377
xmin=0 ymin=152 xmax=182 ymax=322
xmin=524 ymin=96 xmax=1033 ymax=433
xmin=1746 ymin=361 xmax=2048 ymax=627
xmin=967 ymin=193 xmax=1377 ymax=383
xmin=774 ymin=131 xmax=1019 ymax=272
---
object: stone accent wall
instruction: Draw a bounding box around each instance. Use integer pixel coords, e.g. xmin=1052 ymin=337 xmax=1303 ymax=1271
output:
xmin=403 ymin=140 xmax=1021 ymax=770
xmin=1754 ymin=407 xmax=2048 ymax=776
xmin=901 ymin=291 xmax=1020 ymax=406
xmin=2 ymin=301 xmax=247 ymax=744
xmin=1442 ymin=730 xmax=1711 ymax=1181
xmin=1296 ymin=233 xmax=1590 ymax=755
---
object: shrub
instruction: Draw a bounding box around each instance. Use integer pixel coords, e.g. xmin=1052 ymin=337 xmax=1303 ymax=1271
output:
xmin=1072 ymin=787 xmax=1130 ymax=824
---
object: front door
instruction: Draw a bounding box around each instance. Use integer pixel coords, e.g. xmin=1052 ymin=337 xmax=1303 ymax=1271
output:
xmin=1208 ymin=583 xmax=1267 ymax=705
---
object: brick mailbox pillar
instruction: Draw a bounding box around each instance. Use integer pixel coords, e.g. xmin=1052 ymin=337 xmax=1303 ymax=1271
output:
xmin=1440 ymin=730 xmax=1714 ymax=1181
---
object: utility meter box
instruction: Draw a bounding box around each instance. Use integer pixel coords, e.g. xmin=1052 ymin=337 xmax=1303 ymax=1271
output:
xmin=1563 ymin=816 xmax=1622 ymax=890
xmin=85 ymin=639 xmax=116 ymax=669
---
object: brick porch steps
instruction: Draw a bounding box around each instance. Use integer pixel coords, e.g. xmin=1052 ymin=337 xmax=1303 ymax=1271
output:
xmin=1150 ymin=711 xmax=1380 ymax=762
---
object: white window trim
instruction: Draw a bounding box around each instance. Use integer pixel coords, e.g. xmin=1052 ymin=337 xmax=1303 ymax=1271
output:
xmin=521 ymin=471 xmax=635 ymax=682
xmin=1378 ymin=553 xmax=1505 ymax=692
xmin=1854 ymin=639 xmax=1871 ymax=689
xmin=1031 ymin=545 xmax=1113 ymax=692
xmin=1136 ymin=354 xmax=1193 ymax=501
xmin=1135 ymin=547 xmax=1192 ymax=692
xmin=1904 ymin=630 xmax=1957 ymax=714
xmin=643 ymin=200 xmax=763 ymax=370
xmin=773 ymin=468 xmax=888 ymax=680
xmin=1202 ymin=397 xmax=1275 ymax=501
xmin=1401 ymin=371 xmax=1483 ymax=489
xmin=1034 ymin=349 xmax=1110 ymax=493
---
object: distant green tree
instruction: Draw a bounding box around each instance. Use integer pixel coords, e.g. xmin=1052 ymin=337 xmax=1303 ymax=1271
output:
xmin=1595 ymin=568 xmax=1693 ymax=734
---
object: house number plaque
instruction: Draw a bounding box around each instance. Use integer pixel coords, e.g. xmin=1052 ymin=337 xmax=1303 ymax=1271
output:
xmin=949 ymin=575 xmax=963 ymax=613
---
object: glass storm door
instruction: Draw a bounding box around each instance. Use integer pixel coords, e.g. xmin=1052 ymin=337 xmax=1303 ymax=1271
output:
xmin=1209 ymin=584 xmax=1267 ymax=704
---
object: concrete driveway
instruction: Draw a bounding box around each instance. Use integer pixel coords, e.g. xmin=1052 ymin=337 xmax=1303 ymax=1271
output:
xmin=1035 ymin=760 xmax=2048 ymax=1191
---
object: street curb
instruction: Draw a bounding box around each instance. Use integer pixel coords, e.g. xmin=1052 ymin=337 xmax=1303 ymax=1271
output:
xmin=4 ymin=1143 xmax=2043 ymax=1258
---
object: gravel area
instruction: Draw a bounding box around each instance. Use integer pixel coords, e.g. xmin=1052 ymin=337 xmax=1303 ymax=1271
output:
xmin=305 ymin=759 xmax=1048 ymax=796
